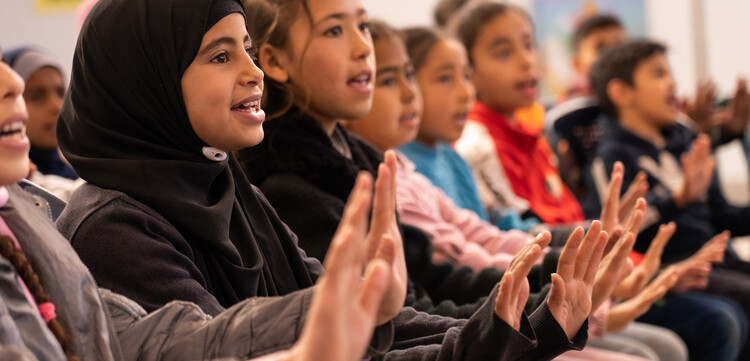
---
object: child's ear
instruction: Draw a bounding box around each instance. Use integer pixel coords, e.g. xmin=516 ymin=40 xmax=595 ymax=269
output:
xmin=607 ymin=78 xmax=634 ymax=111
xmin=259 ymin=43 xmax=290 ymax=83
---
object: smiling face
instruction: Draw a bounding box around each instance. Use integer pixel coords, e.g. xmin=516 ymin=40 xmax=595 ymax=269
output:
xmin=415 ymin=38 xmax=474 ymax=145
xmin=470 ymin=11 xmax=537 ymax=117
xmin=264 ymin=0 xmax=375 ymax=130
xmin=24 ymin=66 xmax=65 ymax=151
xmin=181 ymin=13 xmax=266 ymax=152
xmin=0 ymin=53 xmax=31 ymax=186
xmin=346 ymin=35 xmax=421 ymax=151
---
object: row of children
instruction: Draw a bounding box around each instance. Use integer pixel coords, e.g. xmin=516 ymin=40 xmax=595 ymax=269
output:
xmin=1 ymin=0 xmax=749 ymax=359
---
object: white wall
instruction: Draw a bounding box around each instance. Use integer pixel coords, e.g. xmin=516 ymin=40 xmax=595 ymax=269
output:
xmin=1 ymin=0 xmax=748 ymax=98
xmin=703 ymin=0 xmax=750 ymax=98
xmin=0 ymin=0 xmax=79 ymax=79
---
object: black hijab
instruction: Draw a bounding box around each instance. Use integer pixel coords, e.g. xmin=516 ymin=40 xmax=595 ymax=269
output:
xmin=58 ymin=0 xmax=314 ymax=308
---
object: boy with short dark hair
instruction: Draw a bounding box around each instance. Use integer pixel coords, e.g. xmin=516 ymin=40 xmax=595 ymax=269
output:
xmin=567 ymin=14 xmax=628 ymax=100
xmin=590 ymin=39 xmax=750 ymax=358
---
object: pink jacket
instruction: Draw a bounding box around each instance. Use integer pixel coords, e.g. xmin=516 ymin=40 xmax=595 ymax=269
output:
xmin=395 ymin=152 xmax=536 ymax=271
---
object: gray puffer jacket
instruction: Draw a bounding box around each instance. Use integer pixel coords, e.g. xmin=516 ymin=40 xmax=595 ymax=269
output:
xmin=0 ymin=184 xmax=393 ymax=360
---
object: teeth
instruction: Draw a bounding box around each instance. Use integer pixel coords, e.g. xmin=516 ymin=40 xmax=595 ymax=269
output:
xmin=234 ymin=100 xmax=260 ymax=110
xmin=1 ymin=121 xmax=24 ymax=134
xmin=353 ymin=74 xmax=369 ymax=82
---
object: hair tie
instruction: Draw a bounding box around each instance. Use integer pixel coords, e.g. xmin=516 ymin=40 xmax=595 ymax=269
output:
xmin=38 ymin=302 xmax=56 ymax=323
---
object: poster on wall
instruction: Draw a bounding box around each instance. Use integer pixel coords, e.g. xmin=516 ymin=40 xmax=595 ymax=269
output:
xmin=36 ymin=0 xmax=83 ymax=12
xmin=533 ymin=0 xmax=645 ymax=101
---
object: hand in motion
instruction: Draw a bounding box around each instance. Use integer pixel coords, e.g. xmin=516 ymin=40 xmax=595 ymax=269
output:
xmin=364 ymin=150 xmax=408 ymax=325
xmin=494 ymin=232 xmax=551 ymax=330
xmin=673 ymin=134 xmax=715 ymax=209
xmin=286 ymin=172 xmax=393 ymax=361
xmin=548 ymin=221 xmax=608 ymax=340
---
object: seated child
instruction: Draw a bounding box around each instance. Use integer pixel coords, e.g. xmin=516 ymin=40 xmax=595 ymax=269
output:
xmin=0 ymin=43 xmax=393 ymax=361
xmin=450 ymin=3 xmax=748 ymax=360
xmin=397 ymin=26 xmax=541 ymax=232
xmin=589 ymin=39 xmax=750 ymax=359
xmin=56 ymin=0 xmax=606 ymax=359
xmin=2 ymin=47 xmax=84 ymax=200
xmin=343 ymin=20 xmax=692 ymax=361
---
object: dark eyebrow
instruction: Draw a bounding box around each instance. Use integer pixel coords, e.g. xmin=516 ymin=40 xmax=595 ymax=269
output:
xmin=319 ymin=8 xmax=367 ymax=22
xmin=489 ymin=37 xmax=512 ymax=49
xmin=436 ymin=63 xmax=456 ymax=72
xmin=198 ymin=35 xmax=251 ymax=57
xmin=376 ymin=66 xmax=399 ymax=75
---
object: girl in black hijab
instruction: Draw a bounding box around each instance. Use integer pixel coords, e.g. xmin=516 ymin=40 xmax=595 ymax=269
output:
xmin=56 ymin=0 xmax=606 ymax=359
xmin=0 ymin=43 xmax=397 ymax=360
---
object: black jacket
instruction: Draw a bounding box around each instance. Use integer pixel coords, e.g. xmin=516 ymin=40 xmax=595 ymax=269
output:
xmin=237 ymin=109 xmax=560 ymax=317
xmin=590 ymin=118 xmax=750 ymax=263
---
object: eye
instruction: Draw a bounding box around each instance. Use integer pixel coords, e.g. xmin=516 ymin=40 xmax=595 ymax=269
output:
xmin=494 ymin=48 xmax=512 ymax=59
xmin=359 ymin=21 xmax=371 ymax=34
xmin=525 ymin=41 xmax=535 ymax=51
xmin=246 ymin=47 xmax=258 ymax=62
xmin=211 ymin=52 xmax=228 ymax=63
xmin=438 ymin=74 xmax=453 ymax=84
xmin=25 ymin=92 xmax=43 ymax=104
xmin=378 ymin=76 xmax=396 ymax=87
xmin=324 ymin=26 xmax=343 ymax=37
xmin=406 ymin=69 xmax=416 ymax=81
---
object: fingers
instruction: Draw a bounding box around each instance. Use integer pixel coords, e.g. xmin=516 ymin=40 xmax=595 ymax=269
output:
xmin=584 ymin=230 xmax=610 ymax=285
xmin=547 ymin=273 xmax=566 ymax=315
xmin=603 ymin=226 xmax=623 ymax=256
xmin=327 ymin=173 xmax=373 ymax=271
xmin=373 ymin=235 xmax=397 ymax=266
xmin=510 ymin=244 xmax=542 ymax=297
xmin=601 ymin=162 xmax=624 ymax=232
xmin=556 ymin=227 xmax=586 ymax=279
xmin=507 ymin=232 xmax=549 ymax=273
xmin=625 ymin=199 xmax=647 ymax=235
xmin=367 ymin=156 xmax=397 ymax=259
xmin=339 ymin=172 xmax=373 ymax=237
xmin=644 ymin=222 xmax=676 ymax=264
xmin=701 ymin=230 xmax=731 ymax=263
xmin=619 ymin=172 xmax=649 ymax=221
xmin=359 ymin=258 xmax=392 ymax=322
xmin=495 ymin=273 xmax=516 ymax=326
xmin=574 ymin=221 xmax=605 ymax=280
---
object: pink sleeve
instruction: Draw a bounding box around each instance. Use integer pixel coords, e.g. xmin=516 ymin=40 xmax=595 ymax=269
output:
xmin=396 ymin=169 xmax=536 ymax=271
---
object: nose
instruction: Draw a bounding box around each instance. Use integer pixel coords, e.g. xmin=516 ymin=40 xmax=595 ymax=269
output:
xmin=239 ymin=53 xmax=264 ymax=88
xmin=401 ymin=77 xmax=417 ymax=104
xmin=50 ymin=92 xmax=64 ymax=114
xmin=351 ymin=26 xmax=372 ymax=61
xmin=458 ymin=76 xmax=475 ymax=103
xmin=519 ymin=47 xmax=535 ymax=71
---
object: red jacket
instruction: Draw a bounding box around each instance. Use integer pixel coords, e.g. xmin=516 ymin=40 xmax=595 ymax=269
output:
xmin=467 ymin=101 xmax=584 ymax=225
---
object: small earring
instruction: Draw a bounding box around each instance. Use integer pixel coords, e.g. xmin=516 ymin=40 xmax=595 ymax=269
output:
xmin=202 ymin=146 xmax=228 ymax=162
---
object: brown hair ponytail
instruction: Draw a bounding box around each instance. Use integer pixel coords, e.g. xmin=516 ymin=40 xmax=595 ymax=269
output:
xmin=0 ymin=235 xmax=79 ymax=361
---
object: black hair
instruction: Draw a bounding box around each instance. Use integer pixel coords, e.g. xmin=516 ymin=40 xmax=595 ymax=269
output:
xmin=572 ymin=14 xmax=624 ymax=52
xmin=448 ymin=1 xmax=531 ymax=65
xmin=0 ymin=236 xmax=79 ymax=361
xmin=369 ymin=19 xmax=398 ymax=43
xmin=401 ymin=27 xmax=453 ymax=72
xmin=590 ymin=39 xmax=667 ymax=116
xmin=434 ymin=0 xmax=476 ymax=28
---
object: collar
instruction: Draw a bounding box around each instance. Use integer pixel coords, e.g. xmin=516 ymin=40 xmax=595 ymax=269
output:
xmin=470 ymin=101 xmax=540 ymax=150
